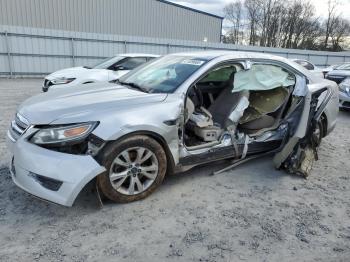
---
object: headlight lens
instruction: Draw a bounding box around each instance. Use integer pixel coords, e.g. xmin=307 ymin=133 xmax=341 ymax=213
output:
xmin=30 ymin=122 xmax=97 ymax=145
xmin=339 ymin=78 xmax=350 ymax=91
xmin=51 ymin=77 xmax=76 ymax=85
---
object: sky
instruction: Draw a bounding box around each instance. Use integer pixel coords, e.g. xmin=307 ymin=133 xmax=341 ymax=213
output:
xmin=170 ymin=0 xmax=350 ymax=21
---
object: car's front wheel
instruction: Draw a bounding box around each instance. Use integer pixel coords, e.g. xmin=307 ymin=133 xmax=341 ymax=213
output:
xmin=312 ymin=116 xmax=326 ymax=147
xmin=97 ymin=135 xmax=167 ymax=203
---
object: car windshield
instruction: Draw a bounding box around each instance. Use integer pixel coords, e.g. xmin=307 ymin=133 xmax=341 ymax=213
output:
xmin=335 ymin=63 xmax=350 ymax=70
xmin=118 ymin=55 xmax=208 ymax=93
xmin=93 ymin=56 xmax=125 ymax=69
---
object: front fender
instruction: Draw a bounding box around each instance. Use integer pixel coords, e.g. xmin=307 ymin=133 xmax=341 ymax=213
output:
xmin=91 ymin=95 xmax=184 ymax=165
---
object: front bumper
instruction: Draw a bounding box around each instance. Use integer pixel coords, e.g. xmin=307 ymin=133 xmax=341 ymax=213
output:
xmin=339 ymin=90 xmax=350 ymax=109
xmin=6 ymin=131 xmax=106 ymax=206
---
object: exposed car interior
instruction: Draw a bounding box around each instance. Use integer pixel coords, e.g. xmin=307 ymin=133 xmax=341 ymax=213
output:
xmin=184 ymin=63 xmax=296 ymax=150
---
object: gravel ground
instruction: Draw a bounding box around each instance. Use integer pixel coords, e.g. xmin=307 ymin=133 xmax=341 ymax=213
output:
xmin=0 ymin=79 xmax=349 ymax=262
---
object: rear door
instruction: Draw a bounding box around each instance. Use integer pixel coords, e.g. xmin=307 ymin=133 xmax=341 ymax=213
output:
xmin=273 ymin=77 xmax=334 ymax=177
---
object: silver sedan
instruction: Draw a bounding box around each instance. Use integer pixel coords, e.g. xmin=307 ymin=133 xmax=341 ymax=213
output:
xmin=7 ymin=51 xmax=339 ymax=206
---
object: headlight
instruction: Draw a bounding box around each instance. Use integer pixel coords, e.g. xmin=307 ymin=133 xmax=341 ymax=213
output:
xmin=51 ymin=77 xmax=76 ymax=85
xmin=30 ymin=122 xmax=98 ymax=145
xmin=339 ymin=78 xmax=350 ymax=91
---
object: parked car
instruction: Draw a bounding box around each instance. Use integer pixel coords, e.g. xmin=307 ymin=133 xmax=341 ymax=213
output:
xmin=325 ymin=63 xmax=350 ymax=109
xmin=291 ymin=59 xmax=324 ymax=78
xmin=42 ymin=53 xmax=159 ymax=92
xmin=321 ymin=63 xmax=343 ymax=77
xmin=7 ymin=51 xmax=338 ymax=206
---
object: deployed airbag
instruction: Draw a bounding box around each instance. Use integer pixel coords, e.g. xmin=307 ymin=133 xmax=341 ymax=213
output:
xmin=233 ymin=64 xmax=295 ymax=93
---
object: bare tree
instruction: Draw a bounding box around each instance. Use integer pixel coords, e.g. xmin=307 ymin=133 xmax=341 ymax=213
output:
xmin=330 ymin=17 xmax=350 ymax=51
xmin=224 ymin=1 xmax=243 ymax=44
xmin=222 ymin=0 xmax=349 ymax=51
xmin=324 ymin=0 xmax=339 ymax=49
xmin=245 ymin=0 xmax=262 ymax=45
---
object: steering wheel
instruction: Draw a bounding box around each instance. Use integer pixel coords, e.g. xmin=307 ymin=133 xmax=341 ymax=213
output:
xmin=192 ymin=84 xmax=204 ymax=109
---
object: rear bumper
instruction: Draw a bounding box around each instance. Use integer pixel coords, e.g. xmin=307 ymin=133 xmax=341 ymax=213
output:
xmin=6 ymin=132 xmax=105 ymax=206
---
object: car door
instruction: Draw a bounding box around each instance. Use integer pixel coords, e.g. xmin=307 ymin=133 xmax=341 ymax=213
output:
xmin=273 ymin=75 xmax=334 ymax=177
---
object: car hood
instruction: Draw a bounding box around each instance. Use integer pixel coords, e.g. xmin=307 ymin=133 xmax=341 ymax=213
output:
xmin=18 ymin=82 xmax=167 ymax=125
xmin=327 ymin=70 xmax=350 ymax=77
xmin=46 ymin=67 xmax=109 ymax=80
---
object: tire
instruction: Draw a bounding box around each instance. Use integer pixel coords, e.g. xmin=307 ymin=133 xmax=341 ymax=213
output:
xmin=312 ymin=118 xmax=324 ymax=146
xmin=96 ymin=135 xmax=167 ymax=203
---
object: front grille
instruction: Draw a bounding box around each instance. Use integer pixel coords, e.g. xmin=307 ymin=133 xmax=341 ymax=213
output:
xmin=9 ymin=113 xmax=29 ymax=142
xmin=44 ymin=79 xmax=52 ymax=87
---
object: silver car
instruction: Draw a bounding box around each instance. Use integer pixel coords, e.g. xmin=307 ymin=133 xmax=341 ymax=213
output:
xmin=325 ymin=63 xmax=350 ymax=109
xmin=7 ymin=51 xmax=338 ymax=206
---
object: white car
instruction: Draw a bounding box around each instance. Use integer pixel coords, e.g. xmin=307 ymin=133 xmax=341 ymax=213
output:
xmin=42 ymin=53 xmax=159 ymax=92
xmin=291 ymin=59 xmax=324 ymax=78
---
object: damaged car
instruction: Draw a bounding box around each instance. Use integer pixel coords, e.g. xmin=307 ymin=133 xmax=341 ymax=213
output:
xmin=7 ymin=51 xmax=338 ymax=206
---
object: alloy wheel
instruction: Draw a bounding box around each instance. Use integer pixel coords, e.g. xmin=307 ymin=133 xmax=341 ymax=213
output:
xmin=109 ymin=147 xmax=159 ymax=195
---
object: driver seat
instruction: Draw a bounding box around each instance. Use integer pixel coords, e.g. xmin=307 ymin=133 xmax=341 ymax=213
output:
xmin=208 ymin=72 xmax=243 ymax=128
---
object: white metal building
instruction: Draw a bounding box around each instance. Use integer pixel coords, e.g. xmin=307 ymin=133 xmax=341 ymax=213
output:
xmin=1 ymin=0 xmax=350 ymax=77
xmin=0 ymin=0 xmax=223 ymax=42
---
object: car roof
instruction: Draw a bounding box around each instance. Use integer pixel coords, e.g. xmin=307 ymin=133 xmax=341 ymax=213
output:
xmin=167 ymin=50 xmax=319 ymax=82
xmin=167 ymin=50 xmax=285 ymax=61
xmin=118 ymin=53 xmax=160 ymax=58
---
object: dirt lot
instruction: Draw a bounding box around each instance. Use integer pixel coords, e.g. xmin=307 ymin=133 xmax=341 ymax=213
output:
xmin=0 ymin=79 xmax=349 ymax=262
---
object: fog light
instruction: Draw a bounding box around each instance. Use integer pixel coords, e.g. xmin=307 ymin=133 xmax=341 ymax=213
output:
xmin=28 ymin=172 xmax=63 ymax=191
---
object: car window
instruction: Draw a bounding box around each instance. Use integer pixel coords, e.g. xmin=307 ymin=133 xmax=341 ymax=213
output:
xmin=93 ymin=56 xmax=125 ymax=69
xmin=304 ymin=61 xmax=314 ymax=70
xmin=295 ymin=60 xmax=314 ymax=70
xmin=117 ymin=57 xmax=148 ymax=70
xmin=146 ymin=57 xmax=157 ymax=62
xmin=199 ymin=66 xmax=236 ymax=83
xmin=119 ymin=55 xmax=208 ymax=93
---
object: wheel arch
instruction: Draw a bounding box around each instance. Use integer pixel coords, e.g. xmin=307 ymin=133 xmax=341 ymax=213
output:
xmin=98 ymin=130 xmax=175 ymax=175
xmin=320 ymin=112 xmax=328 ymax=138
